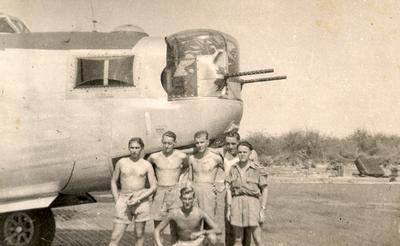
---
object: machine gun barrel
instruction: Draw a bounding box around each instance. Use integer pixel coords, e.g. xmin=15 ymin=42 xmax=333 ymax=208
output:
xmin=224 ymin=69 xmax=274 ymax=78
xmin=236 ymin=75 xmax=287 ymax=84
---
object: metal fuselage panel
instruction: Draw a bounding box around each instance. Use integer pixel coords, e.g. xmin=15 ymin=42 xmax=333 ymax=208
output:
xmin=0 ymin=34 xmax=243 ymax=204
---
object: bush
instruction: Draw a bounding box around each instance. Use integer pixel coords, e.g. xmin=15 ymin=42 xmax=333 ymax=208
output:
xmin=244 ymin=129 xmax=400 ymax=166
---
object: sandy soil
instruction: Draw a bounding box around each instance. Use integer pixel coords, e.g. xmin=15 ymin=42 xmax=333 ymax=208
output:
xmin=53 ymin=182 xmax=400 ymax=245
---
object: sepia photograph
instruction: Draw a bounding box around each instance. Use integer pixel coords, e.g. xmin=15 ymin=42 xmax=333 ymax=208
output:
xmin=0 ymin=0 xmax=399 ymax=245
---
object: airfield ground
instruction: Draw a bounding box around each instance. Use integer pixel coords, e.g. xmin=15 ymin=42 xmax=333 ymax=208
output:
xmin=52 ymin=176 xmax=400 ymax=246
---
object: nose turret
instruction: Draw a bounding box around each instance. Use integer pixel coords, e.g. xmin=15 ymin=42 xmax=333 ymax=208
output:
xmin=164 ymin=29 xmax=242 ymax=100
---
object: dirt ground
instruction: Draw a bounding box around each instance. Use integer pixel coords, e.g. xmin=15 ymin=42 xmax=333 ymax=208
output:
xmin=53 ymin=182 xmax=400 ymax=246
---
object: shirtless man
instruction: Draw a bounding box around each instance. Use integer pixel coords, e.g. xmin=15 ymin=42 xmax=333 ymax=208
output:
xmin=185 ymin=132 xmax=263 ymax=246
xmin=109 ymin=137 xmax=157 ymax=246
xmin=183 ymin=131 xmax=259 ymax=182
xmin=154 ymin=186 xmax=221 ymax=246
xmin=147 ymin=131 xmax=188 ymax=242
xmin=189 ymin=130 xmax=224 ymax=219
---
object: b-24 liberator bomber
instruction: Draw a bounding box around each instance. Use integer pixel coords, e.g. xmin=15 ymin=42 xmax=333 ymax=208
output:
xmin=0 ymin=13 xmax=285 ymax=245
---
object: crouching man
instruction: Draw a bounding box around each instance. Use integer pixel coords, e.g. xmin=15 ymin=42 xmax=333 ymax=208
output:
xmin=154 ymin=186 xmax=221 ymax=246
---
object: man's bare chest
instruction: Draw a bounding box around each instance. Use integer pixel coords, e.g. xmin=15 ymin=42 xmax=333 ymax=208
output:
xmin=154 ymin=154 xmax=182 ymax=169
xmin=192 ymin=156 xmax=218 ymax=172
xmin=120 ymin=161 xmax=147 ymax=177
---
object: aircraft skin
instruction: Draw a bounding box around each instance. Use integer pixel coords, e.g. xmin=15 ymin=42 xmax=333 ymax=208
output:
xmin=0 ymin=30 xmax=243 ymax=215
xmin=0 ymin=14 xmax=289 ymax=246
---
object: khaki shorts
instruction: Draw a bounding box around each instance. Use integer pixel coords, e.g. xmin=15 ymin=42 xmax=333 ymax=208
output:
xmin=151 ymin=185 xmax=180 ymax=221
xmin=192 ymin=183 xmax=217 ymax=217
xmin=230 ymin=195 xmax=261 ymax=227
xmin=173 ymin=236 xmax=205 ymax=246
xmin=113 ymin=191 xmax=151 ymax=224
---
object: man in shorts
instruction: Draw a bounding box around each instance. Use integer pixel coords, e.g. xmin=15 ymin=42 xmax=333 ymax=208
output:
xmin=188 ymin=130 xmax=224 ymax=219
xmin=184 ymin=131 xmax=262 ymax=245
xmin=148 ymin=131 xmax=188 ymax=242
xmin=109 ymin=137 xmax=157 ymax=246
xmin=216 ymin=132 xmax=260 ymax=246
xmin=226 ymin=141 xmax=268 ymax=246
xmin=154 ymin=186 xmax=221 ymax=246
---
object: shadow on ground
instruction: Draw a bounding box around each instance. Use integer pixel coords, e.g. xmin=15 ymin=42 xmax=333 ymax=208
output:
xmin=53 ymin=229 xmax=224 ymax=246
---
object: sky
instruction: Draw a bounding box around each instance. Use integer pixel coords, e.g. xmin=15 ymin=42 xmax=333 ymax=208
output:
xmin=1 ymin=0 xmax=400 ymax=137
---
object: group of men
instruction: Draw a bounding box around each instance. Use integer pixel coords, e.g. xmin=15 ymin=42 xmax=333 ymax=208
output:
xmin=109 ymin=130 xmax=268 ymax=246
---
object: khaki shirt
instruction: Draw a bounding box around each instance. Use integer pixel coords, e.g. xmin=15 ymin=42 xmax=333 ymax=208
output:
xmin=226 ymin=161 xmax=268 ymax=197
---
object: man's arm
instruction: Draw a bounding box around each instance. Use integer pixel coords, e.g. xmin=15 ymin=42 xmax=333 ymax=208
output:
xmin=147 ymin=154 xmax=154 ymax=165
xmin=225 ymin=182 xmax=232 ymax=221
xmin=200 ymin=210 xmax=221 ymax=235
xmin=250 ymin=150 xmax=259 ymax=164
xmin=188 ymin=156 xmax=193 ymax=183
xmin=147 ymin=154 xmax=158 ymax=178
xmin=181 ymin=147 xmax=195 ymax=155
xmin=110 ymin=161 xmax=121 ymax=203
xmin=216 ymin=154 xmax=224 ymax=171
xmin=182 ymin=147 xmax=222 ymax=156
xmin=180 ymin=151 xmax=189 ymax=170
xmin=225 ymin=168 xmax=233 ymax=221
xmin=209 ymin=147 xmax=223 ymax=156
xmin=259 ymin=185 xmax=268 ymax=223
xmin=178 ymin=152 xmax=189 ymax=185
xmin=154 ymin=216 xmax=172 ymax=246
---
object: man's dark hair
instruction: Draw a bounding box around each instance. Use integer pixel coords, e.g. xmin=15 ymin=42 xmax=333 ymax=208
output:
xmin=180 ymin=186 xmax=195 ymax=197
xmin=225 ymin=131 xmax=240 ymax=141
xmin=162 ymin=131 xmax=177 ymax=141
xmin=194 ymin=130 xmax=209 ymax=140
xmin=237 ymin=141 xmax=253 ymax=151
xmin=128 ymin=137 xmax=145 ymax=149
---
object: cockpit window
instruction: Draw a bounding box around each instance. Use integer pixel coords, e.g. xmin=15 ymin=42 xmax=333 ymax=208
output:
xmin=0 ymin=18 xmax=15 ymax=33
xmin=75 ymin=56 xmax=134 ymax=88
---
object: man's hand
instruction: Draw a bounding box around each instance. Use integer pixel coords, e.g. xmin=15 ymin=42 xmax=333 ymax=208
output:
xmin=215 ymin=184 xmax=225 ymax=193
xmin=190 ymin=231 xmax=205 ymax=239
xmin=127 ymin=196 xmax=140 ymax=206
xmin=259 ymin=208 xmax=266 ymax=223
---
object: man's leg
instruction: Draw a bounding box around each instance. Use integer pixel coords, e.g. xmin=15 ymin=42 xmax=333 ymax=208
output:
xmin=154 ymin=220 xmax=161 ymax=246
xmin=172 ymin=237 xmax=205 ymax=246
xmin=169 ymin=220 xmax=179 ymax=244
xmin=242 ymin=227 xmax=252 ymax=246
xmin=225 ymin=218 xmax=234 ymax=246
xmin=205 ymin=233 xmax=217 ymax=246
xmin=227 ymin=222 xmax=251 ymax=245
xmin=109 ymin=223 xmax=128 ymax=246
xmin=135 ymin=221 xmax=146 ymax=246
xmin=232 ymin=225 xmax=244 ymax=246
xmin=250 ymin=226 xmax=263 ymax=246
